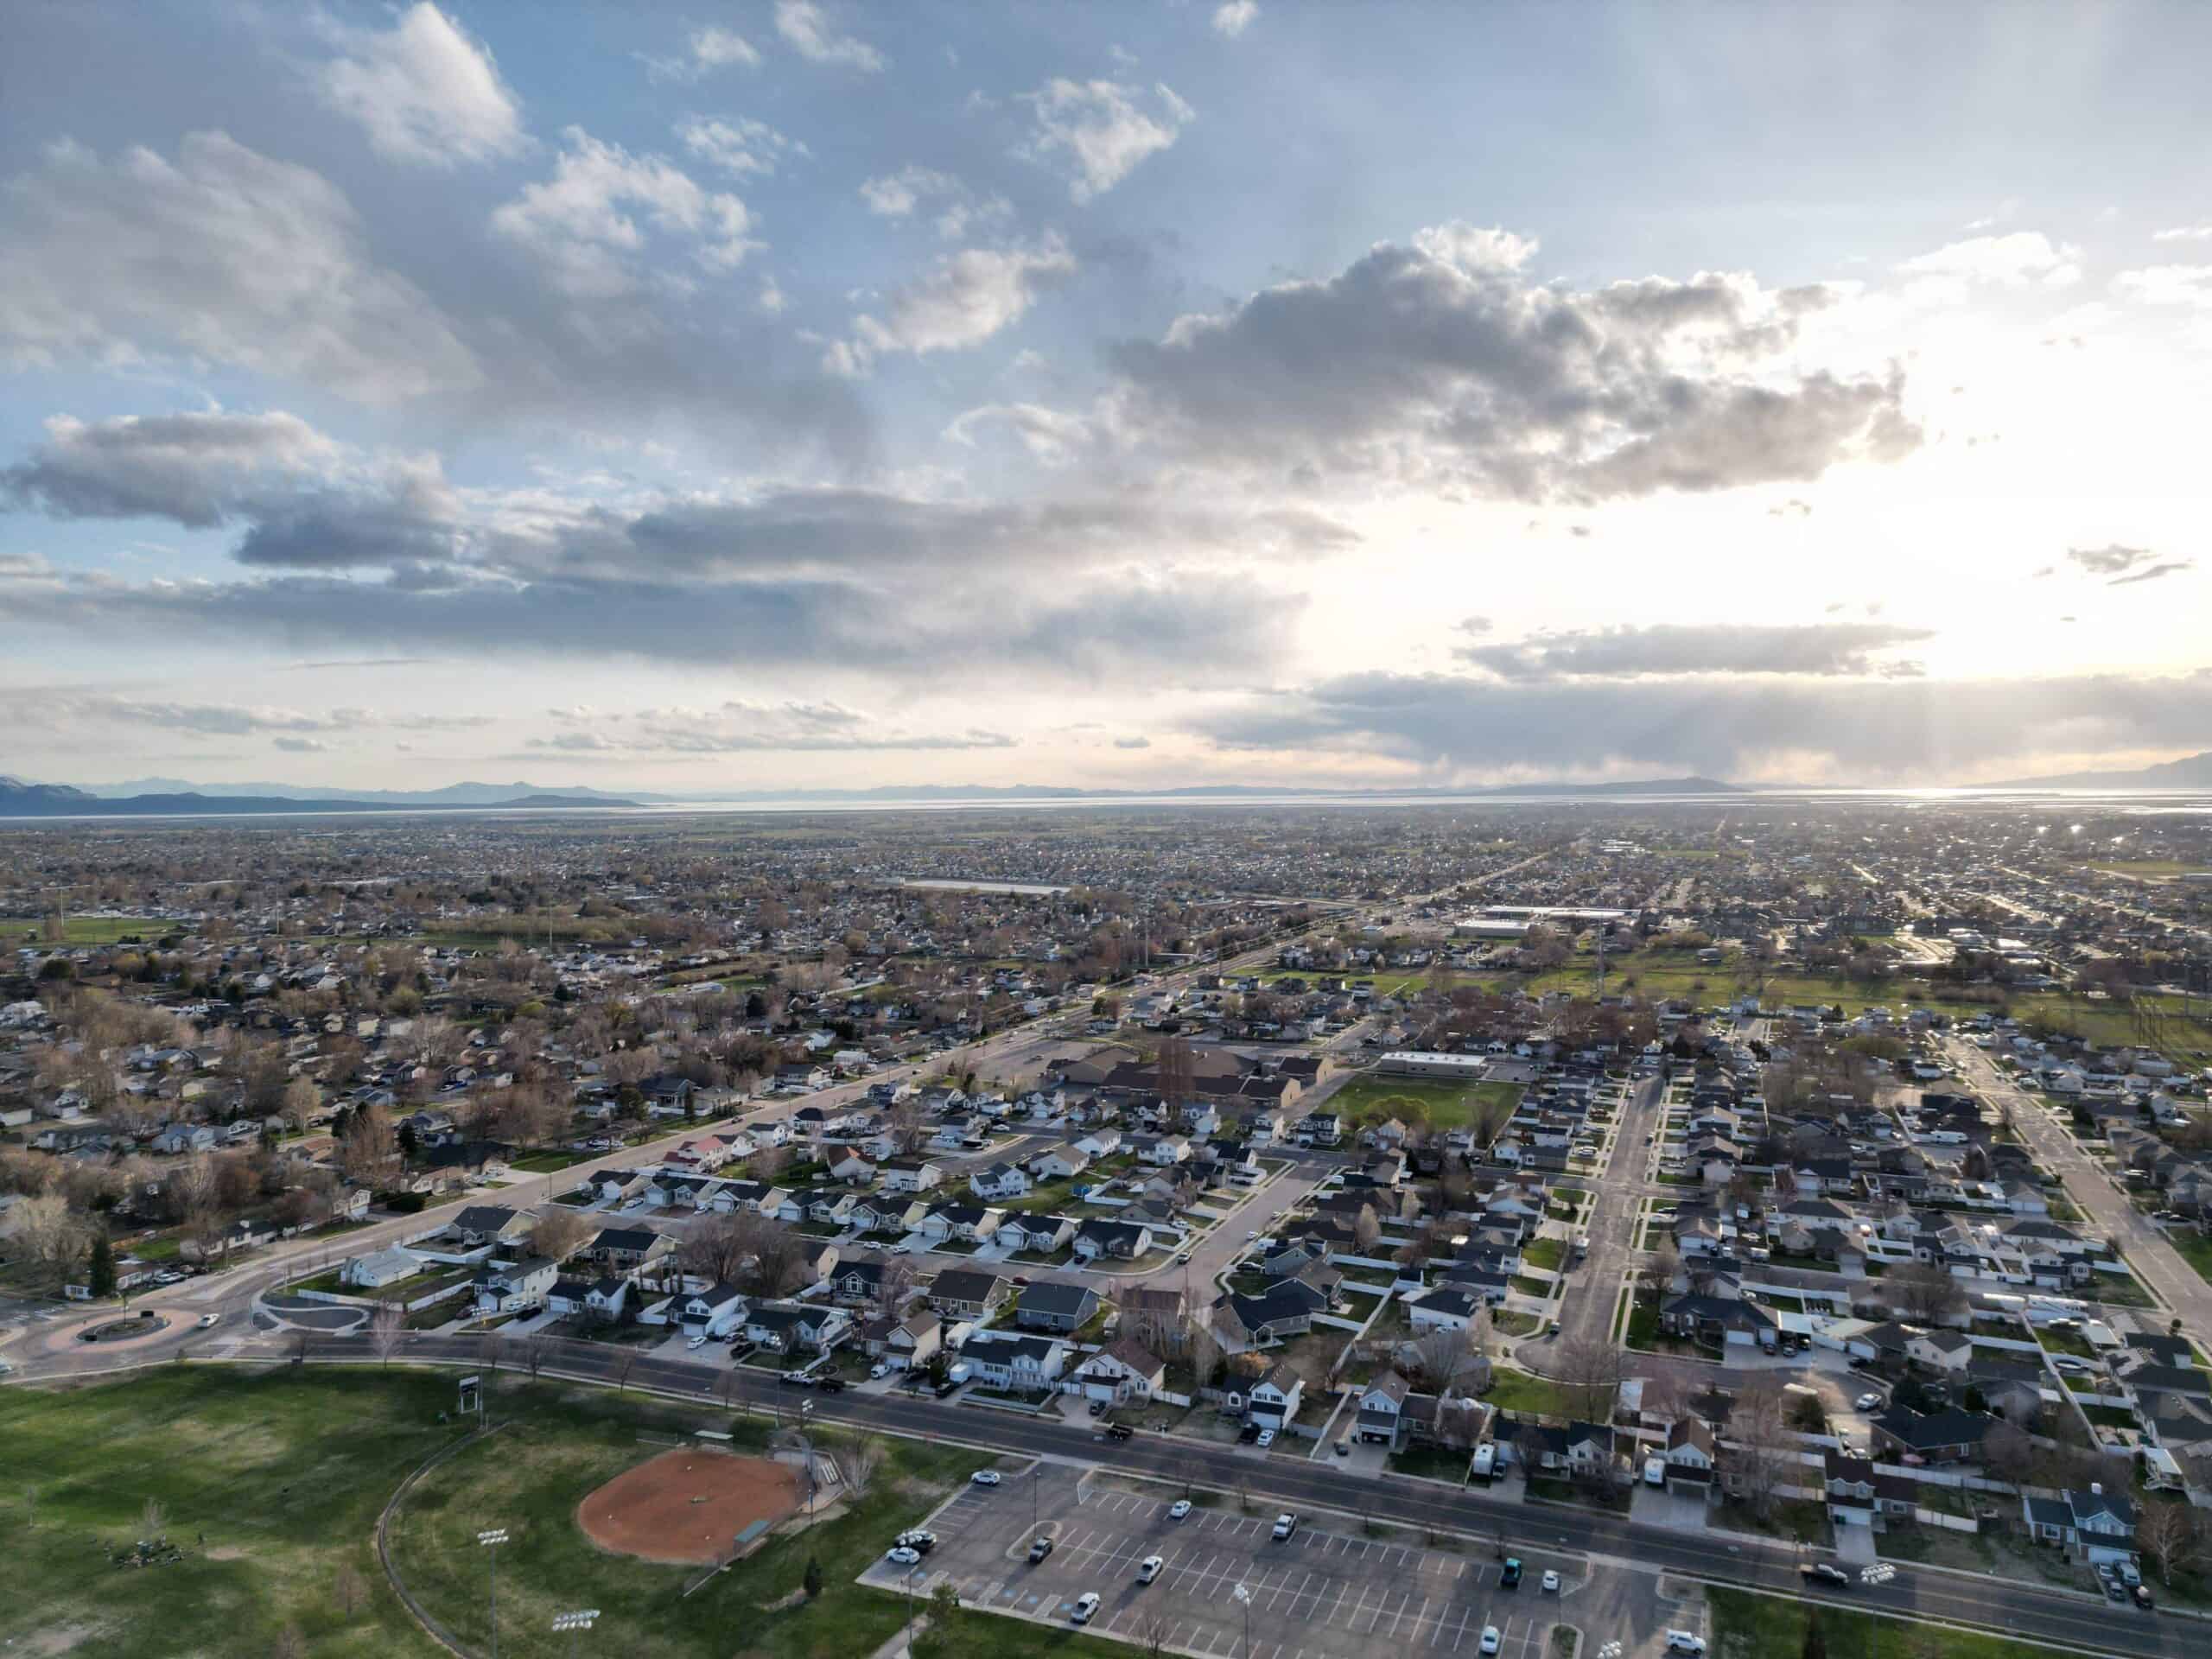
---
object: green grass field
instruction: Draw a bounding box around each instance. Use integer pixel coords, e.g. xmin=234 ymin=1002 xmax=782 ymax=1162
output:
xmin=1707 ymin=1586 xmax=2064 ymax=1658
xmin=0 ymin=914 xmax=189 ymax=944
xmin=1326 ymin=1075 xmax=1523 ymax=1134
xmin=0 ymin=1366 xmax=1127 ymax=1659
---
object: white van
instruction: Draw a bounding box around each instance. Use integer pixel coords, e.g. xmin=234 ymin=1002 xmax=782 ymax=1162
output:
xmin=1643 ymin=1455 xmax=1667 ymax=1488
xmin=1471 ymin=1444 xmax=1496 ymax=1480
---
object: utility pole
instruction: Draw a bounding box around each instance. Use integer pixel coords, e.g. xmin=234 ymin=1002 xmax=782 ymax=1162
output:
xmin=478 ymin=1529 xmax=508 ymax=1659
xmin=1233 ymin=1581 xmax=1252 ymax=1658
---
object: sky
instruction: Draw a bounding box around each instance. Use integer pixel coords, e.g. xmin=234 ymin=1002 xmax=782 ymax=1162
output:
xmin=2 ymin=0 xmax=2209 ymax=794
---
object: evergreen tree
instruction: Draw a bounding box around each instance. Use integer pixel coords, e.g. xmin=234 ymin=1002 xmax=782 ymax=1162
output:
xmin=88 ymin=1230 xmax=118 ymax=1300
xmin=803 ymin=1555 xmax=824 ymax=1600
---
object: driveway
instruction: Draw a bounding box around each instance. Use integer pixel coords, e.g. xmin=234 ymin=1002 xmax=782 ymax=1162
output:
xmin=1628 ymin=1484 xmax=1712 ymax=1534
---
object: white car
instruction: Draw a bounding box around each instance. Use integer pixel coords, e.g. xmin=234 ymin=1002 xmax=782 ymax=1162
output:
xmin=1479 ymin=1626 xmax=1502 ymax=1655
xmin=1853 ymin=1392 xmax=1882 ymax=1410
xmin=887 ymin=1546 xmax=921 ymax=1565
xmin=686 ymin=1334 xmax=709 ymax=1350
xmin=1255 ymin=1428 xmax=1276 ymax=1449
xmin=1665 ymin=1634 xmax=1707 ymax=1655
xmin=891 ymin=1242 xmax=913 ymax=1255
xmin=196 ymin=1313 xmax=219 ymax=1329
xmin=1541 ymin=1570 xmax=1560 ymax=1592
xmin=869 ymin=1362 xmax=889 ymax=1379
xmin=1168 ymin=1499 xmax=1192 ymax=1521
xmin=971 ymin=1470 xmax=1002 ymax=1487
xmin=1137 ymin=1554 xmax=1164 ymax=1584
xmin=1271 ymin=1512 xmax=1297 ymax=1540
xmin=1071 ymin=1592 xmax=1101 ymax=1624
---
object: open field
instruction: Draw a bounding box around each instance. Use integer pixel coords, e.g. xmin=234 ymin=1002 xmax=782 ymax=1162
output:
xmin=0 ymin=1365 xmax=1124 ymax=1659
xmin=1707 ymin=1585 xmax=2070 ymax=1659
xmin=0 ymin=914 xmax=192 ymax=944
xmin=1327 ymin=1074 xmax=1523 ymax=1133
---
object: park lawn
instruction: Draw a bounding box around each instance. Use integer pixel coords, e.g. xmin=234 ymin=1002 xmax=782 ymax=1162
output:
xmin=1326 ymin=1075 xmax=1523 ymax=1135
xmin=1707 ymin=1586 xmax=2062 ymax=1659
xmin=389 ymin=1395 xmax=1117 ymax=1659
xmin=0 ymin=1366 xmax=466 ymax=1659
xmin=0 ymin=913 xmax=188 ymax=945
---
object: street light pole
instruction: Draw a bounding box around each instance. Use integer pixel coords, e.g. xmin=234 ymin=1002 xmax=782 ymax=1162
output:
xmin=552 ymin=1607 xmax=599 ymax=1659
xmin=478 ymin=1529 xmax=508 ymax=1659
xmin=1233 ymin=1581 xmax=1252 ymax=1659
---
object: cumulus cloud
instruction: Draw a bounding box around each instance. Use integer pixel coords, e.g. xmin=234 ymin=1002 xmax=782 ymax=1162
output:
xmin=492 ymin=128 xmax=754 ymax=299
xmin=1103 ymin=223 xmax=1916 ymax=500
xmin=0 ymin=131 xmax=479 ymax=403
xmin=2111 ymin=264 xmax=2212 ymax=308
xmin=1 ymin=408 xmax=463 ymax=569
xmin=2 ymin=410 xmax=340 ymax=527
xmin=837 ymin=236 xmax=1076 ymax=370
xmin=775 ymin=1 xmax=886 ymax=72
xmin=1213 ymin=3 xmax=1261 ymax=39
xmin=1189 ymin=669 xmax=2212 ymax=785
xmin=272 ymin=735 xmax=330 ymax=753
xmin=857 ymin=166 xmax=1011 ymax=239
xmin=1895 ymin=232 xmax=2083 ymax=300
xmin=0 ymin=691 xmax=353 ymax=737
xmin=1018 ymin=79 xmax=1194 ymax=202
xmin=1114 ymin=734 xmax=1153 ymax=749
xmin=314 ymin=3 xmax=525 ymax=168
xmin=2067 ymin=543 xmax=2196 ymax=585
xmin=679 ymin=117 xmax=807 ymax=178
xmin=1457 ymin=622 xmax=1934 ymax=681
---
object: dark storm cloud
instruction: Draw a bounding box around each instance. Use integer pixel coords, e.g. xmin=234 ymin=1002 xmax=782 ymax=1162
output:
xmin=1458 ymin=622 xmax=1935 ymax=682
xmin=1190 ymin=669 xmax=2212 ymax=783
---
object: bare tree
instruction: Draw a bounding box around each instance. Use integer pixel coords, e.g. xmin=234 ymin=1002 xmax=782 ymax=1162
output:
xmin=1138 ymin=1611 xmax=1174 ymax=1658
xmin=835 ymin=1430 xmax=886 ymax=1499
xmin=677 ymin=1211 xmax=752 ymax=1285
xmin=370 ymin=1300 xmax=405 ymax=1371
xmin=338 ymin=1103 xmax=397 ymax=1189
xmin=270 ymin=1626 xmax=307 ymax=1659
xmin=523 ymin=1335 xmax=551 ymax=1379
xmin=1890 ymin=1260 xmax=1967 ymax=1325
xmin=1351 ymin=1205 xmax=1381 ymax=1255
xmin=1726 ymin=1376 xmax=1796 ymax=1520
xmin=10 ymin=1193 xmax=83 ymax=1292
xmin=1643 ymin=1236 xmax=1681 ymax=1294
xmin=332 ymin=1561 xmax=365 ymax=1617
xmin=1552 ymin=1332 xmax=1626 ymax=1422
xmin=527 ymin=1205 xmax=593 ymax=1263
xmin=1410 ymin=1324 xmax=1476 ymax=1393
xmin=1980 ymin=1418 xmax=2036 ymax=1488
xmin=2136 ymin=1501 xmax=2203 ymax=1586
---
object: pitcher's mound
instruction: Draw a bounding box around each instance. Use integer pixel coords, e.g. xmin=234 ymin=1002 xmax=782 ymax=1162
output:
xmin=577 ymin=1448 xmax=802 ymax=1565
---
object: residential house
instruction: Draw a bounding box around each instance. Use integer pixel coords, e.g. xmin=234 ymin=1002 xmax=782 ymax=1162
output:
xmin=880 ymin=1158 xmax=944 ymax=1194
xmin=969 ymin=1162 xmax=1033 ymax=1202
xmin=929 ymin=1268 xmax=1007 ymax=1321
xmin=1069 ymin=1338 xmax=1167 ymax=1404
xmin=473 ymin=1255 xmax=559 ymax=1314
xmin=1029 ymin=1147 xmax=1091 ymax=1182
xmin=960 ymin=1332 xmax=1069 ymax=1393
xmin=2022 ymin=1485 xmax=2139 ymax=1566
xmin=1246 ymin=1359 xmax=1306 ymax=1430
xmin=1868 ymin=1406 xmax=1993 ymax=1465
xmin=1073 ymin=1217 xmax=1154 ymax=1261
xmin=1015 ymin=1279 xmax=1099 ymax=1333
xmin=745 ymin=1300 xmax=849 ymax=1355
xmin=998 ymin=1213 xmax=1077 ymax=1255
xmin=675 ymin=1282 xmax=747 ymax=1338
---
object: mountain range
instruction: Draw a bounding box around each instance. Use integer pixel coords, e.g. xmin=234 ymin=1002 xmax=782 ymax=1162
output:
xmin=25 ymin=774 xmax=1749 ymax=811
xmin=0 ymin=777 xmax=635 ymax=817
xmin=1989 ymin=750 xmax=2212 ymax=790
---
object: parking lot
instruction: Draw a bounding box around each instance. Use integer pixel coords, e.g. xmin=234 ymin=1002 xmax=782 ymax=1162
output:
xmin=861 ymin=1463 xmax=1699 ymax=1659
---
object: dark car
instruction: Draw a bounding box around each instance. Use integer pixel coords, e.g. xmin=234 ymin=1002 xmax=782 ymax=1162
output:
xmin=1239 ymin=1423 xmax=1262 ymax=1443
xmin=1798 ymin=1563 xmax=1851 ymax=1588
xmin=1089 ymin=1400 xmax=1106 ymax=1417
xmin=817 ymin=1376 xmax=847 ymax=1394
xmin=1103 ymin=1423 xmax=1133 ymax=1441
xmin=1028 ymin=1537 xmax=1054 ymax=1564
xmin=934 ymin=1380 xmax=961 ymax=1398
xmin=1501 ymin=1558 xmax=1522 ymax=1589
xmin=2104 ymin=1579 xmax=2130 ymax=1604
xmin=2133 ymin=1585 xmax=2154 ymax=1611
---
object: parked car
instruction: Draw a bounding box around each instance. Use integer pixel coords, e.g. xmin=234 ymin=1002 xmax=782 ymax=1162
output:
xmin=1664 ymin=1635 xmax=1707 ymax=1655
xmin=196 ymin=1313 xmax=219 ymax=1329
xmin=1089 ymin=1400 xmax=1106 ymax=1417
xmin=1255 ymin=1428 xmax=1276 ymax=1449
xmin=898 ymin=1530 xmax=938 ymax=1554
xmin=1271 ymin=1513 xmax=1298 ymax=1541
xmin=1168 ymin=1499 xmax=1192 ymax=1521
xmin=1853 ymin=1393 xmax=1882 ymax=1410
xmin=1137 ymin=1555 xmax=1164 ymax=1584
xmin=1071 ymin=1592 xmax=1100 ymax=1624
xmin=1478 ymin=1627 xmax=1502 ymax=1655
xmin=886 ymin=1546 xmax=921 ymax=1565
xmin=1541 ymin=1570 xmax=1560 ymax=1593
xmin=1501 ymin=1558 xmax=1522 ymax=1588
xmin=869 ymin=1362 xmax=889 ymax=1379
xmin=1176 ymin=1251 xmax=1193 ymax=1264
xmin=2133 ymin=1585 xmax=2155 ymax=1610
xmin=1028 ymin=1536 xmax=1054 ymax=1564
xmin=1239 ymin=1423 xmax=1262 ymax=1444
xmin=971 ymin=1470 xmax=1002 ymax=1487
xmin=817 ymin=1376 xmax=846 ymax=1394
xmin=686 ymin=1334 xmax=709 ymax=1350
xmin=1103 ymin=1423 xmax=1133 ymax=1441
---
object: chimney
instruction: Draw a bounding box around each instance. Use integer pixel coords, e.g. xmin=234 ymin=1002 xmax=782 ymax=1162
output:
xmin=2089 ymin=1481 xmax=2102 ymax=1495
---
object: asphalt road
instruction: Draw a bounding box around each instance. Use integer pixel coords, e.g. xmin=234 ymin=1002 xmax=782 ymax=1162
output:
xmin=1948 ymin=1038 xmax=2212 ymax=1342
xmin=118 ymin=1330 xmax=2195 ymax=1658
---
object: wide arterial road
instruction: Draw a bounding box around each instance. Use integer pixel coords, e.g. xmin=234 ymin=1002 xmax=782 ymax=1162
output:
xmin=200 ymin=1330 xmax=2184 ymax=1659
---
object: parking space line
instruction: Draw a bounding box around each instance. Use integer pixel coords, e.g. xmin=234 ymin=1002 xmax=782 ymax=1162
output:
xmin=1410 ymin=1594 xmax=1432 ymax=1642
xmin=1451 ymin=1604 xmax=1470 ymax=1649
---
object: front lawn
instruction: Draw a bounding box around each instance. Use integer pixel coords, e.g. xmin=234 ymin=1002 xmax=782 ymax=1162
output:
xmin=1479 ymin=1366 xmax=1588 ymax=1418
xmin=1387 ymin=1443 xmax=1471 ymax=1483
xmin=1522 ymin=1238 xmax=1565 ymax=1272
